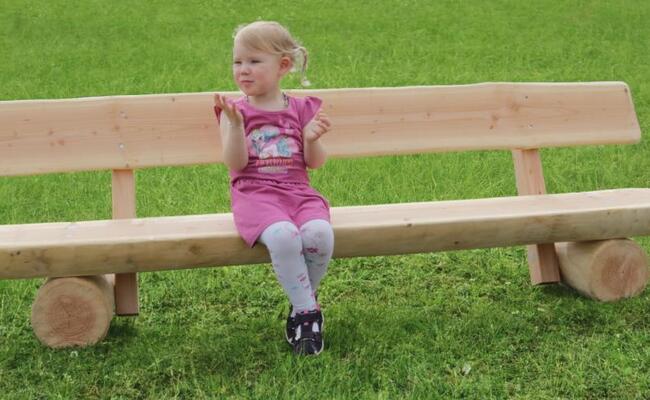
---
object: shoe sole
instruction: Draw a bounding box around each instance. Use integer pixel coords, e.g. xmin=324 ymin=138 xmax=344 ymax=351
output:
xmin=294 ymin=336 xmax=324 ymax=356
xmin=313 ymin=336 xmax=324 ymax=355
xmin=285 ymin=326 xmax=293 ymax=345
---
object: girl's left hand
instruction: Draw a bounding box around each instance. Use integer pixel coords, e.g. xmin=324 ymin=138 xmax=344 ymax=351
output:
xmin=304 ymin=112 xmax=331 ymax=143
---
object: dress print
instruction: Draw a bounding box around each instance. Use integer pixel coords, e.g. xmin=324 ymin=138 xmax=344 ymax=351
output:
xmin=248 ymin=124 xmax=299 ymax=174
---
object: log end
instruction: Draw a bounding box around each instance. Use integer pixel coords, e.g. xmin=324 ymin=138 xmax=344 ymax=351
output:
xmin=31 ymin=275 xmax=115 ymax=348
xmin=594 ymin=240 xmax=649 ymax=301
xmin=557 ymin=239 xmax=649 ymax=302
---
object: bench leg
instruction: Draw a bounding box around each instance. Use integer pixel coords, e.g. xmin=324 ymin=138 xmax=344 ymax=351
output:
xmin=526 ymin=243 xmax=561 ymax=285
xmin=512 ymin=149 xmax=561 ymax=284
xmin=114 ymin=273 xmax=139 ymax=316
xmin=112 ymin=169 xmax=140 ymax=316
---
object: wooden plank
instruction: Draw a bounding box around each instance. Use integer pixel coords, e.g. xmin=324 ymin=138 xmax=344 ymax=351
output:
xmin=1 ymin=188 xmax=650 ymax=279
xmin=512 ymin=149 xmax=561 ymax=284
xmin=111 ymin=169 xmax=139 ymax=316
xmin=0 ymin=82 xmax=641 ymax=176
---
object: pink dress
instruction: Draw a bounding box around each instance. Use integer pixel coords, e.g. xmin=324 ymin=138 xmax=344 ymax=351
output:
xmin=214 ymin=95 xmax=331 ymax=247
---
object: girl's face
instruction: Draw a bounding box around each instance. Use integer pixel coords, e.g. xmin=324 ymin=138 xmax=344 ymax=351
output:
xmin=232 ymin=40 xmax=292 ymax=97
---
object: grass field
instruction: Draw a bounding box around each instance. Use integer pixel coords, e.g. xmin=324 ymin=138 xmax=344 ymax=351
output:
xmin=1 ymin=0 xmax=650 ymax=398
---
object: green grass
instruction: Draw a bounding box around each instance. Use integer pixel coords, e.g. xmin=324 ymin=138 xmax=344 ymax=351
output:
xmin=1 ymin=0 xmax=650 ymax=398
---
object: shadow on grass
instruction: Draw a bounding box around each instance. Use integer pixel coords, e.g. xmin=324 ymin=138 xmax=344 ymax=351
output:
xmin=537 ymin=283 xmax=583 ymax=300
xmin=107 ymin=316 xmax=139 ymax=343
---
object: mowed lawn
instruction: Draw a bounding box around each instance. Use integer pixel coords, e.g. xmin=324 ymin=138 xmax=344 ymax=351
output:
xmin=1 ymin=1 xmax=650 ymax=398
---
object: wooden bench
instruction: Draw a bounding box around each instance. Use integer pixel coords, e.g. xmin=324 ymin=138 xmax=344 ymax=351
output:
xmin=1 ymin=82 xmax=648 ymax=348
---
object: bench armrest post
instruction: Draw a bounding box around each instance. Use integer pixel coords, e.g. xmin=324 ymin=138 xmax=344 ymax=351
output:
xmin=512 ymin=149 xmax=561 ymax=284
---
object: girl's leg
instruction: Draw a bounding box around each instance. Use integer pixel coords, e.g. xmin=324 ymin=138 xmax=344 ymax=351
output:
xmin=259 ymin=221 xmax=318 ymax=314
xmin=299 ymin=219 xmax=335 ymax=293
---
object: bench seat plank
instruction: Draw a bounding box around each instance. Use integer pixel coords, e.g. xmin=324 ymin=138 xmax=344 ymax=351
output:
xmin=1 ymin=188 xmax=650 ymax=279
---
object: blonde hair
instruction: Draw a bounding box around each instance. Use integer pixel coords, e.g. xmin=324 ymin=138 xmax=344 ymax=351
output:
xmin=233 ymin=21 xmax=311 ymax=86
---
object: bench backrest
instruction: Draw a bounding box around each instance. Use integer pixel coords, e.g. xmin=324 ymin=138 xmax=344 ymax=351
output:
xmin=0 ymin=82 xmax=640 ymax=177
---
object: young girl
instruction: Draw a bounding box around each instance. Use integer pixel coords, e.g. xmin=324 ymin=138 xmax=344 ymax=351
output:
xmin=213 ymin=21 xmax=333 ymax=356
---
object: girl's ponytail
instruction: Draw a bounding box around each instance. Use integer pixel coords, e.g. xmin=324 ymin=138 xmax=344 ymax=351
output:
xmin=296 ymin=46 xmax=310 ymax=87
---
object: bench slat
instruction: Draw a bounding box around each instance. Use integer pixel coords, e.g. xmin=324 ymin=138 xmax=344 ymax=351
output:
xmin=0 ymin=82 xmax=640 ymax=176
xmin=1 ymin=188 xmax=649 ymax=279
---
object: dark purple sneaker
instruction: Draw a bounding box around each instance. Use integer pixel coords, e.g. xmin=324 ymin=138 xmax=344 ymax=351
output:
xmin=286 ymin=295 xmax=320 ymax=346
xmin=292 ymin=309 xmax=324 ymax=356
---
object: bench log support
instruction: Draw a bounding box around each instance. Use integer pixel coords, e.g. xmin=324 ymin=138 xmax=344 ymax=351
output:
xmin=555 ymin=239 xmax=649 ymax=301
xmin=31 ymin=275 xmax=115 ymax=348
xmin=112 ymin=169 xmax=139 ymax=316
xmin=512 ymin=148 xmax=561 ymax=284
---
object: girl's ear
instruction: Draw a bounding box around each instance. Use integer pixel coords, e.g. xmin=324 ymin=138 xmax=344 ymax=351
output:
xmin=279 ymin=56 xmax=293 ymax=76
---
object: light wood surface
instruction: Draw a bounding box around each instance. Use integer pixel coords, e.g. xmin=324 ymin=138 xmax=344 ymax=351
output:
xmin=0 ymin=82 xmax=640 ymax=176
xmin=2 ymin=189 xmax=650 ymax=279
xmin=111 ymin=169 xmax=139 ymax=316
xmin=31 ymin=275 xmax=114 ymax=348
xmin=556 ymin=239 xmax=649 ymax=301
xmin=512 ymin=148 xmax=561 ymax=284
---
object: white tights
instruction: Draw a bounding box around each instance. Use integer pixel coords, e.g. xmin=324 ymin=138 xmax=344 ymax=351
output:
xmin=258 ymin=219 xmax=334 ymax=315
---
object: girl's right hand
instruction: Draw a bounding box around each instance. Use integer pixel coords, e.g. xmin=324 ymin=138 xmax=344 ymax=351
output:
xmin=214 ymin=94 xmax=244 ymax=128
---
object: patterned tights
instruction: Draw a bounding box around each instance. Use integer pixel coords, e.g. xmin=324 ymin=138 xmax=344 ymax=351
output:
xmin=258 ymin=219 xmax=334 ymax=315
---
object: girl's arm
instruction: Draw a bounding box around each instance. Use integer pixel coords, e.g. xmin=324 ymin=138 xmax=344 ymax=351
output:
xmin=215 ymin=94 xmax=248 ymax=171
xmin=303 ymin=138 xmax=327 ymax=170
xmin=303 ymin=111 xmax=331 ymax=169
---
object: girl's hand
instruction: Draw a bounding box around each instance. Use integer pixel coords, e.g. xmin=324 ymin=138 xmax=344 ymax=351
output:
xmin=214 ymin=94 xmax=244 ymax=128
xmin=304 ymin=111 xmax=331 ymax=143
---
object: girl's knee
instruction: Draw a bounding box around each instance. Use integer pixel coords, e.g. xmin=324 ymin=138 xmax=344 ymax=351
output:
xmin=262 ymin=221 xmax=303 ymax=256
xmin=300 ymin=219 xmax=334 ymax=249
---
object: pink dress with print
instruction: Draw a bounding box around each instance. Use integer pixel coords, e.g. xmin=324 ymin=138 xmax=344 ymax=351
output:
xmin=214 ymin=96 xmax=331 ymax=247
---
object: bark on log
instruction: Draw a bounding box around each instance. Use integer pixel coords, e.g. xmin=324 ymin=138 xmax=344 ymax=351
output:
xmin=31 ymin=274 xmax=114 ymax=348
xmin=556 ymin=239 xmax=649 ymax=302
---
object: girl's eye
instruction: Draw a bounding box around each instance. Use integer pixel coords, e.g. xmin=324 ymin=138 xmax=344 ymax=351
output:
xmin=251 ymin=60 xmax=260 ymax=64
xmin=233 ymin=61 xmax=241 ymax=65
